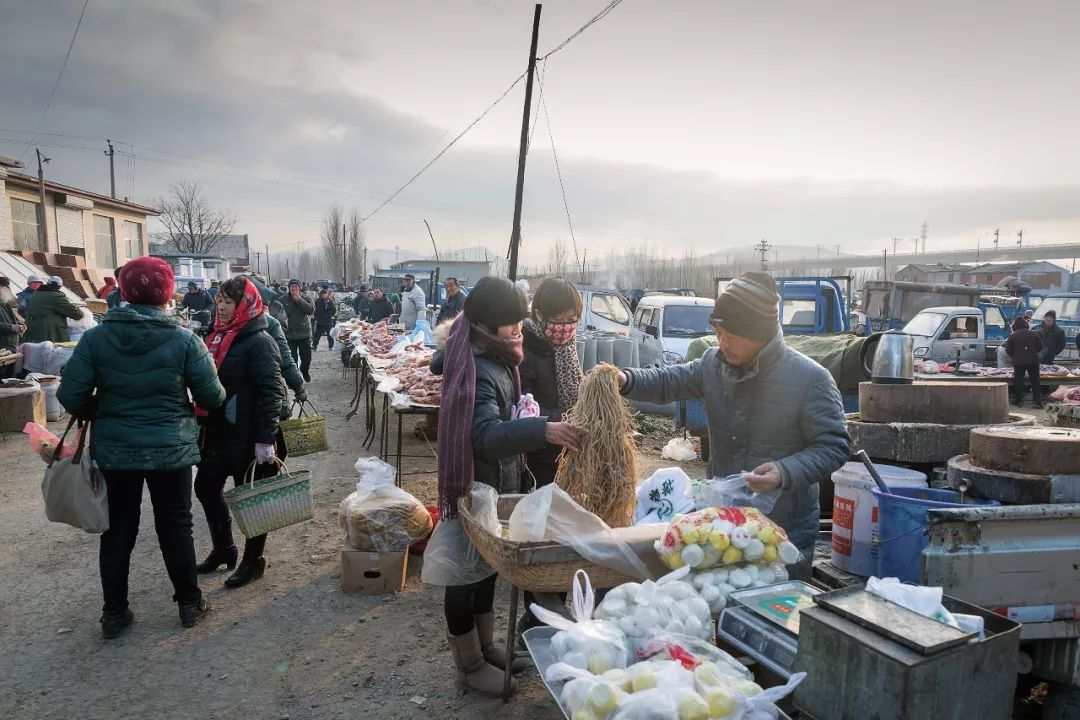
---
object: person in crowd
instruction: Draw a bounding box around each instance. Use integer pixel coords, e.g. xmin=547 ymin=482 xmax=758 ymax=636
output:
xmin=278 ymin=279 xmax=314 ymax=382
xmin=436 ymin=277 xmax=466 ymax=326
xmin=1036 ymin=310 xmax=1067 ymax=364
xmin=353 ymin=288 xmax=373 ymax=321
xmin=1024 ymin=309 xmax=1035 ymax=323
xmin=1004 ymin=317 xmax=1044 ymax=408
xmin=25 ymin=276 xmax=82 ymax=343
xmin=0 ymin=277 xmax=26 ymax=376
xmin=106 ymin=267 xmax=124 ymax=309
xmin=97 ymin=276 xmax=117 ymax=300
xmin=427 ymin=276 xmax=581 ymax=697
xmin=617 ymin=272 xmax=849 ymax=579
xmin=400 ymin=274 xmax=426 ymax=331
xmin=367 ymin=288 xmax=394 ymax=323
xmin=17 ymin=273 xmax=43 ymax=317
xmin=313 ymin=288 xmax=336 ymax=351
xmin=194 ymin=276 xmax=288 ymax=588
xmin=57 ymin=257 xmax=226 ymax=638
xmin=182 ymin=282 xmax=213 ymax=313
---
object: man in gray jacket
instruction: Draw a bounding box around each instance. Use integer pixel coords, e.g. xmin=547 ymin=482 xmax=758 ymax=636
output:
xmin=399 ymin=273 xmax=426 ymax=332
xmin=278 ymin=279 xmax=315 ymax=382
xmin=618 ymin=272 xmax=849 ymax=578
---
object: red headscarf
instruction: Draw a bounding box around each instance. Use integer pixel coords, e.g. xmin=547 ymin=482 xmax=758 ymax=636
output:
xmin=204 ymin=277 xmax=264 ymax=368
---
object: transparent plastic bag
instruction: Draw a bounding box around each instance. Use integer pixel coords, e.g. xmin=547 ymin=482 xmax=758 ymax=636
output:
xmin=531 ymin=570 xmax=635 ymax=675
xmin=420 ymin=483 xmax=498 ymax=586
xmin=509 ymin=483 xmax=652 ymax=580
xmin=23 ymin=421 xmax=80 ymax=463
xmin=660 ymin=437 xmax=697 ymax=462
xmin=689 ymin=563 xmax=790 ymax=614
xmin=636 ymin=632 xmax=752 ymax=681
xmin=544 ymin=663 xmax=630 ymax=719
xmin=337 ymin=457 xmax=431 ymax=551
xmin=693 ymin=474 xmax=779 ymax=514
xmin=594 ymin=567 xmax=713 ymax=654
xmin=655 ymin=507 xmax=801 ymax=571
xmin=611 ymin=688 xmax=679 ymax=719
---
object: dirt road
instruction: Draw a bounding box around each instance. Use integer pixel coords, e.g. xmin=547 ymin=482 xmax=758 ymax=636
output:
xmin=0 ymin=349 xmax=704 ymax=720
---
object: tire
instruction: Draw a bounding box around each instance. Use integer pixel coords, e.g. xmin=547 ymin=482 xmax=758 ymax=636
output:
xmin=1042 ymin=683 xmax=1080 ymax=720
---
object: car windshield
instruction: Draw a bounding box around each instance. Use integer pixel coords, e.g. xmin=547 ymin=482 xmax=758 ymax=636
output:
xmin=1037 ymin=297 xmax=1080 ymax=322
xmin=662 ymin=305 xmax=713 ymax=337
xmin=903 ymin=312 xmax=947 ymax=337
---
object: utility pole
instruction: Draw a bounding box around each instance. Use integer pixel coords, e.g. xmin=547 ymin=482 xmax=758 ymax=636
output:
xmin=756 ymin=238 xmax=771 ymax=271
xmin=35 ymin=149 xmax=50 ymax=250
xmin=1017 ymin=229 xmax=1024 ymax=248
xmin=920 ymin=222 xmax=928 ymax=254
xmin=342 ymin=222 xmax=347 ymax=287
xmin=507 ymin=3 xmax=542 ymax=282
xmin=105 ymin=139 xmax=116 ymax=199
xmin=993 ymin=228 xmax=1000 ymax=250
xmin=892 ymin=237 xmax=898 ymax=257
xmin=424 ymin=219 xmax=441 ymax=289
xmin=252 ymin=251 xmax=262 ymax=276
xmin=265 ymin=244 xmax=271 ymax=283
xmin=883 ymin=249 xmax=888 ymax=280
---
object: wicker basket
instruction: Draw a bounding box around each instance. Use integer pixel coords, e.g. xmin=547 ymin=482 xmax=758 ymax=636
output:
xmin=458 ymin=494 xmax=660 ymax=593
xmin=224 ymin=459 xmax=314 ymax=537
xmin=280 ymin=400 xmax=328 ymax=456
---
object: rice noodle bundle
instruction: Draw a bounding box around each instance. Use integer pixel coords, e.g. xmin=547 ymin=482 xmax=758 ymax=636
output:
xmin=555 ymin=363 xmax=638 ymax=527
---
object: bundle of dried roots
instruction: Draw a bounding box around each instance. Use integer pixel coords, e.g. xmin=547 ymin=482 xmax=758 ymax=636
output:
xmin=555 ymin=363 xmax=638 ymax=527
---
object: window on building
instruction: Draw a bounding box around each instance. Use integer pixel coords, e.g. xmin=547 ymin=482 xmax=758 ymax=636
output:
xmin=94 ymin=215 xmax=116 ymax=269
xmin=60 ymin=246 xmax=85 ymax=258
xmin=123 ymin=221 xmax=143 ymax=259
xmin=10 ymin=198 xmax=42 ymax=251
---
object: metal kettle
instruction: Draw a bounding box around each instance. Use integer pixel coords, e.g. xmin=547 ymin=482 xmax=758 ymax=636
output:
xmin=860 ymin=331 xmax=914 ymax=384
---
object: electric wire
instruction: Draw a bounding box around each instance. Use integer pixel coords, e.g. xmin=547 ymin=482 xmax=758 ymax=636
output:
xmin=537 ymin=0 xmax=627 ymax=61
xmin=536 ymin=70 xmax=581 ymax=271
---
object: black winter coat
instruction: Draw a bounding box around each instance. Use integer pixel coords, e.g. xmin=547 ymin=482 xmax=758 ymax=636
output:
xmin=367 ymin=298 xmax=394 ymax=323
xmin=520 ymin=322 xmax=563 ymax=486
xmin=314 ymin=298 xmax=336 ymax=326
xmin=1036 ymin=323 xmax=1067 ymax=363
xmin=202 ymin=313 xmax=288 ymax=454
xmin=431 ymin=350 xmax=547 ymax=493
xmin=1004 ymin=328 xmax=1044 ymax=367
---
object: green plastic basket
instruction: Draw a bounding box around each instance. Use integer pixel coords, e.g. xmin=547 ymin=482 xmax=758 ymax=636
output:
xmin=224 ymin=459 xmax=314 ymax=537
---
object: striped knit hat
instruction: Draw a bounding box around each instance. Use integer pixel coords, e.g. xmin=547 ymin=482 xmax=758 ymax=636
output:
xmin=710 ymin=272 xmax=779 ymax=342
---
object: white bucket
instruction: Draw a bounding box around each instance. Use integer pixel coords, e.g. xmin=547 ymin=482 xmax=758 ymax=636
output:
xmin=34 ymin=375 xmax=64 ymax=421
xmin=831 ymin=462 xmax=927 ymax=576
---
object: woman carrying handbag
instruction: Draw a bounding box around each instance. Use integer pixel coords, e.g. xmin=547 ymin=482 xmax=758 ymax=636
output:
xmin=57 ymin=257 xmax=226 ymax=639
xmin=194 ymin=276 xmax=289 ymax=588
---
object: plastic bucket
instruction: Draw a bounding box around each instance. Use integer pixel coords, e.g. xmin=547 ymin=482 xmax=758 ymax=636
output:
xmin=830 ymin=462 xmax=926 ymax=576
xmin=873 ymin=487 xmax=1000 ymax=583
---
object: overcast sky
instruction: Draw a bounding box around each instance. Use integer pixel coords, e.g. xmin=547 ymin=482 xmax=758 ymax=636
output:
xmin=2 ymin=0 xmax=1079 ymax=267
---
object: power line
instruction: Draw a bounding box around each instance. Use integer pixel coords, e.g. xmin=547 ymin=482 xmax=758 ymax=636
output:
xmin=18 ymin=0 xmax=90 ymax=161
xmin=537 ymin=0 xmax=627 ymax=61
xmin=536 ymin=68 xmax=580 ymax=270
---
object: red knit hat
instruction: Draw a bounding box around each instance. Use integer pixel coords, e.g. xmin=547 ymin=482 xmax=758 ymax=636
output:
xmin=119 ymin=257 xmax=174 ymax=305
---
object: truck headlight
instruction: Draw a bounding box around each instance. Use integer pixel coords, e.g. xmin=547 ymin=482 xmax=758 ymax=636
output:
xmin=663 ymin=351 xmax=685 ymax=365
xmin=914 ymin=347 xmax=928 ymax=357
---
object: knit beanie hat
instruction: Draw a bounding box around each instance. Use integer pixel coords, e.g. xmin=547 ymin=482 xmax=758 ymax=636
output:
xmin=464 ymin=276 xmax=529 ymax=333
xmin=288 ymin=278 xmax=301 ymax=290
xmin=710 ymin=272 xmax=780 ymax=342
xmin=120 ymin=256 xmax=175 ymax=306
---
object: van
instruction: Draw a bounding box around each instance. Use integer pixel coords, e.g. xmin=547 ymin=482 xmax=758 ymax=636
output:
xmin=631 ymin=295 xmax=715 ymax=365
xmin=577 ymin=285 xmax=633 ymax=334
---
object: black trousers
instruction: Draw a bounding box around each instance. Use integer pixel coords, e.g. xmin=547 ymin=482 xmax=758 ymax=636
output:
xmin=100 ymin=469 xmax=200 ymax=612
xmin=444 ymin=574 xmax=498 ymax=636
xmin=194 ymin=452 xmax=278 ymax=561
xmin=288 ymin=338 xmax=312 ymax=380
xmin=312 ymin=323 xmax=334 ymax=349
xmin=1013 ymin=363 xmax=1042 ymax=404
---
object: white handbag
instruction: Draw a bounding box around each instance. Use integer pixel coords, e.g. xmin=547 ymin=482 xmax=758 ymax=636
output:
xmin=41 ymin=418 xmax=109 ymax=534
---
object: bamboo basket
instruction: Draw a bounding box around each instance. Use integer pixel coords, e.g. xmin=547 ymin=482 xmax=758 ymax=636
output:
xmin=458 ymin=493 xmax=664 ymax=593
xmin=224 ymin=459 xmax=314 ymax=537
xmin=280 ymin=400 xmax=328 ymax=456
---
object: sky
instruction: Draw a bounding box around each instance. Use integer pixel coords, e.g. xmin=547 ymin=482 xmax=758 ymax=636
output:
xmin=2 ymin=0 xmax=1079 ymax=269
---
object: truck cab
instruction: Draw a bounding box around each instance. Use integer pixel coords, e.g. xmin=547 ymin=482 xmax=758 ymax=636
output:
xmin=862 ymin=281 xmax=985 ymax=334
xmin=716 ymin=275 xmax=850 ymax=336
xmin=578 ymin=285 xmax=633 ymax=334
xmin=631 ymin=295 xmax=715 ymax=366
xmin=903 ymin=306 xmax=1001 ymax=364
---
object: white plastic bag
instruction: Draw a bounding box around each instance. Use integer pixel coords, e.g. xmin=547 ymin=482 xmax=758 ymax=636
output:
xmin=338 ymin=457 xmax=431 ymax=551
xmin=544 ymin=663 xmax=630 ymax=719
xmin=531 ymin=570 xmax=635 ymax=675
xmin=635 ymin=468 xmax=695 ymax=525
xmin=420 ymin=483 xmax=499 ymax=586
xmin=66 ymin=307 xmax=96 ymax=342
xmin=594 ymin=567 xmax=713 ymax=653
xmin=661 ymin=437 xmax=697 ymax=462
xmin=508 ymin=483 xmax=652 ymax=580
xmin=866 ymin=576 xmax=959 ymax=628
xmin=689 ymin=563 xmax=790 ymax=614
xmin=693 ymin=474 xmax=780 ymax=514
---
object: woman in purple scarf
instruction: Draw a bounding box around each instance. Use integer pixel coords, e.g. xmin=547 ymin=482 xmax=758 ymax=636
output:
xmin=427 ymin=277 xmax=581 ymax=696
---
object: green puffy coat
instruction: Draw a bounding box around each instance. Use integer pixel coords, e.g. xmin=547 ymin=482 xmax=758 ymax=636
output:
xmin=277 ymin=292 xmax=314 ymax=340
xmin=57 ymin=305 xmax=226 ymax=471
xmin=25 ymin=287 xmax=82 ymax=343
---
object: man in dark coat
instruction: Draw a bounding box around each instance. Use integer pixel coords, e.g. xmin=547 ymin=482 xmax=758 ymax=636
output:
xmin=1036 ymin=310 xmax=1067 ymax=364
xmin=312 ymin=288 xmax=336 ymax=351
xmin=0 ymin=277 xmax=26 ymax=376
xmin=367 ymin=288 xmax=394 ymax=323
xmin=17 ymin=273 xmax=43 ymax=318
xmin=181 ymin=282 xmax=213 ymax=313
xmin=1005 ymin=317 xmax=1044 ymax=407
xmin=25 ymin=276 xmax=83 ymax=343
xmin=436 ymin=277 xmax=467 ymax=326
xmin=278 ymin=279 xmax=314 ymax=381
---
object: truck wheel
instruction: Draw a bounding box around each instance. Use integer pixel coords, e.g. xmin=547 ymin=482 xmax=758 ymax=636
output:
xmin=1042 ymin=683 xmax=1080 ymax=720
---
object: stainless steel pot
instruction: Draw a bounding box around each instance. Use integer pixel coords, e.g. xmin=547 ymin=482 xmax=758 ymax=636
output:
xmin=861 ymin=331 xmax=914 ymax=384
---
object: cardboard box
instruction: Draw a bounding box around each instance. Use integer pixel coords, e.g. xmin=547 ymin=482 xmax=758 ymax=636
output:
xmin=341 ymin=544 xmax=408 ymax=595
xmin=0 ymin=388 xmax=46 ymax=432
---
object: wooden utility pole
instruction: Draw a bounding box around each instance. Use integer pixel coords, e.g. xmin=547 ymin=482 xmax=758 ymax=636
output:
xmin=342 ymin=222 xmax=347 ymax=287
xmin=507 ymin=3 xmax=542 ymax=282
xmin=425 ymin=219 xmax=441 ymax=289
xmin=35 ymin=149 xmax=50 ymax=250
xmin=105 ymin=140 xmax=116 ymax=198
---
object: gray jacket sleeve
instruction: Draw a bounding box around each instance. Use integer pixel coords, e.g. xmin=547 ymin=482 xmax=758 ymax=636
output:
xmin=267 ymin=316 xmax=305 ymax=395
xmin=774 ymin=373 xmax=850 ymax=491
xmin=621 ymin=357 xmax=706 ymax=405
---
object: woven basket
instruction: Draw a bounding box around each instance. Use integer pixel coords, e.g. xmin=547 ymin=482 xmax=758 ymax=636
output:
xmin=224 ymin=459 xmax=314 ymax=537
xmin=458 ymin=494 xmax=646 ymax=593
xmin=280 ymin=400 xmax=328 ymax=456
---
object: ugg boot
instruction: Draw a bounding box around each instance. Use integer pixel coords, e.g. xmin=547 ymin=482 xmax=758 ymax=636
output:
xmin=447 ymin=629 xmax=506 ymax=697
xmin=475 ymin=611 xmax=529 ymax=673
xmin=196 ymin=521 xmax=238 ymax=574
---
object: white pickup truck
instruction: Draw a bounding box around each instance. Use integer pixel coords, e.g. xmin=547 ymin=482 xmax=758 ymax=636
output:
xmin=903 ymin=305 xmax=1007 ymax=365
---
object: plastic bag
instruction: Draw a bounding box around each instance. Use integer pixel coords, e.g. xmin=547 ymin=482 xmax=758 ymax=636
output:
xmin=545 ymin=663 xmax=630 ymax=719
xmin=413 ymin=318 xmax=435 ymax=346
xmin=337 ymin=457 xmax=431 ymax=551
xmin=532 ymin=570 xmax=635 ymax=675
xmin=689 ymin=563 xmax=790 ymax=614
xmin=636 ymin=632 xmax=752 ymax=680
xmin=692 ymin=474 xmax=779 ymax=514
xmin=420 ymin=483 xmax=499 ymax=586
xmin=655 ymin=507 xmax=801 ymax=571
xmin=661 ymin=437 xmax=697 ymax=462
xmin=66 ymin=307 xmax=96 ymax=341
xmin=866 ymin=576 xmax=959 ymax=628
xmin=594 ymin=567 xmax=713 ymax=653
xmin=635 ymin=468 xmax=695 ymax=525
xmin=611 ymin=687 xmax=679 ymax=719
xmin=508 ymin=483 xmax=652 ymax=581
xmin=23 ymin=421 xmax=80 ymax=463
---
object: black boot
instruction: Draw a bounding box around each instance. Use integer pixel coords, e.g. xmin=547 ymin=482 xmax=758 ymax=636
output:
xmin=178 ymin=598 xmax=210 ymax=628
xmin=196 ymin=521 xmax=237 ymax=574
xmin=100 ymin=609 xmax=135 ymax=640
xmin=225 ymin=557 xmax=265 ymax=588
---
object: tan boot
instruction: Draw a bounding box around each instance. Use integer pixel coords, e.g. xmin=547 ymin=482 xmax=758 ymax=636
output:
xmin=475 ymin=611 xmax=530 ymax=673
xmin=447 ymin=629 xmax=506 ymax=697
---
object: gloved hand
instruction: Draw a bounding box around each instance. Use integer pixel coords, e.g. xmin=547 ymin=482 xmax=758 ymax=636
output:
xmin=295 ymin=389 xmax=308 ymax=403
xmin=254 ymin=443 xmax=277 ymax=464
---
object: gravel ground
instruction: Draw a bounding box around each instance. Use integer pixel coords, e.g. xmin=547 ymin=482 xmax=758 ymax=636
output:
xmin=0 ymin=348 xmax=704 ymax=720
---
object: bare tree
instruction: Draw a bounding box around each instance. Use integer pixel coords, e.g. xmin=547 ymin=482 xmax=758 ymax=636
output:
xmin=546 ymin=237 xmax=570 ymax=277
xmin=347 ymin=209 xmax=365 ymax=286
xmin=155 ymin=181 xmax=236 ymax=254
xmin=320 ymin=205 xmax=345 ymax=282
